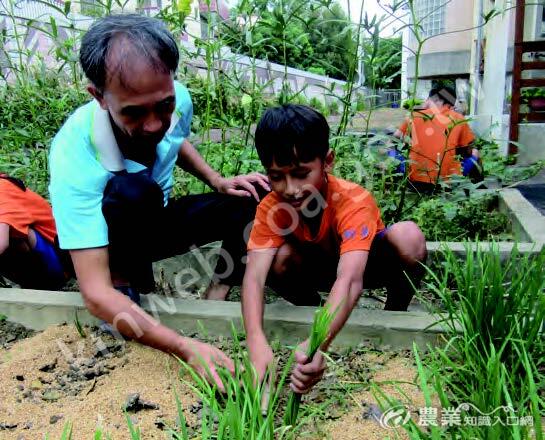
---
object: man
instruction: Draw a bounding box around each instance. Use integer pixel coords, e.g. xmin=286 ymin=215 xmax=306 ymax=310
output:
xmin=0 ymin=174 xmax=69 ymax=290
xmin=49 ymin=14 xmax=269 ymax=387
xmin=394 ymin=86 xmax=482 ymax=192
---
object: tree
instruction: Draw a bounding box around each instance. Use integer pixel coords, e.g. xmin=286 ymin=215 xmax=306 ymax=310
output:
xmin=222 ymin=0 xmax=356 ymax=80
xmin=362 ymin=36 xmax=401 ymax=89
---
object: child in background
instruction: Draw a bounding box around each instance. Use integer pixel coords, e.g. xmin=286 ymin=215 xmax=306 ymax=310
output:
xmin=0 ymin=175 xmax=70 ymax=290
xmin=241 ymin=104 xmax=427 ymax=395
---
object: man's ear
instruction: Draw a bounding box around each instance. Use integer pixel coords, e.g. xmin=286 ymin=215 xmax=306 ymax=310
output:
xmin=324 ymin=149 xmax=335 ymax=173
xmin=87 ymin=85 xmax=108 ymax=110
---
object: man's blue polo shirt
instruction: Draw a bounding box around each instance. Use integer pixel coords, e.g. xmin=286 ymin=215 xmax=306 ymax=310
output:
xmin=49 ymin=81 xmax=192 ymax=250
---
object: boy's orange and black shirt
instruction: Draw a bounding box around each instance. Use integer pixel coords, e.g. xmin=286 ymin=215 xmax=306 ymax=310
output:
xmin=248 ymin=174 xmax=385 ymax=254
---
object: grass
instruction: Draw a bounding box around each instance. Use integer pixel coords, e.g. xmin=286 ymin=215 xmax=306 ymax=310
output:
xmin=375 ymin=243 xmax=545 ymax=439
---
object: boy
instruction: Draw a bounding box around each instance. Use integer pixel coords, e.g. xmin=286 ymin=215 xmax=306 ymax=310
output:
xmin=0 ymin=174 xmax=70 ymax=289
xmin=393 ymin=86 xmax=482 ymax=193
xmin=242 ymin=105 xmax=427 ymax=394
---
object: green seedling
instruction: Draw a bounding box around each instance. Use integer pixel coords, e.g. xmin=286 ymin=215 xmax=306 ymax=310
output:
xmin=284 ymin=304 xmax=336 ymax=428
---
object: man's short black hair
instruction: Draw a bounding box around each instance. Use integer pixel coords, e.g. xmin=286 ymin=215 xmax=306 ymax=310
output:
xmin=429 ymin=86 xmax=457 ymax=107
xmin=255 ymin=104 xmax=330 ymax=169
xmin=80 ymin=14 xmax=179 ymax=91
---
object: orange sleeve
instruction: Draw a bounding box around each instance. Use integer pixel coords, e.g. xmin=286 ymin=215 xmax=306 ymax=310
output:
xmin=336 ymin=190 xmax=385 ymax=254
xmin=0 ymin=180 xmax=31 ymax=237
xmin=399 ymin=118 xmax=409 ymax=135
xmin=458 ymin=122 xmax=475 ymax=147
xmin=247 ymin=194 xmax=288 ymax=251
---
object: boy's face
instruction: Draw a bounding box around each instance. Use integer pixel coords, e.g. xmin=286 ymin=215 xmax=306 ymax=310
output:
xmin=267 ymin=150 xmax=334 ymax=212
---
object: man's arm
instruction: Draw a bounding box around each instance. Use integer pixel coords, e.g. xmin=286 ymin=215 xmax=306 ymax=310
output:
xmin=290 ymin=251 xmax=367 ymax=394
xmin=177 ymin=140 xmax=270 ymax=201
xmin=241 ymin=249 xmax=277 ymax=379
xmin=70 ymin=247 xmax=234 ymax=388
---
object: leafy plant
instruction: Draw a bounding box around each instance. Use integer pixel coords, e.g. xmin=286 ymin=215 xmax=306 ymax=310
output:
xmin=173 ymin=327 xmax=297 ymax=439
xmin=521 ymin=87 xmax=545 ymax=102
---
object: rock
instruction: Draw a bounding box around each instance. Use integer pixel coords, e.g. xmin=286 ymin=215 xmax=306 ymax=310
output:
xmin=38 ymin=359 xmax=57 ymax=372
xmin=0 ymin=422 xmax=18 ymax=430
xmin=22 ymin=422 xmax=33 ymax=429
xmin=49 ymin=415 xmax=63 ymax=425
xmin=42 ymin=390 xmax=62 ymax=401
xmin=15 ymin=374 xmax=24 ymax=381
xmin=154 ymin=418 xmax=167 ymax=430
xmin=38 ymin=376 xmax=52 ymax=384
xmin=84 ymin=358 xmax=96 ymax=368
xmin=22 ymin=390 xmax=32 ymax=398
xmin=30 ymin=380 xmax=43 ymax=390
xmin=17 ymin=384 xmax=24 ymax=391
xmin=124 ymin=393 xmax=160 ymax=412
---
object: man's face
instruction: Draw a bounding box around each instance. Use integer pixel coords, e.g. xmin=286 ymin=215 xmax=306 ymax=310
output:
xmin=90 ymin=56 xmax=176 ymax=149
xmin=267 ymin=152 xmax=333 ymax=212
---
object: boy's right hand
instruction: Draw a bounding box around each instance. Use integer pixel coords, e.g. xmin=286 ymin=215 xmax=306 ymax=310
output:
xmin=181 ymin=338 xmax=235 ymax=392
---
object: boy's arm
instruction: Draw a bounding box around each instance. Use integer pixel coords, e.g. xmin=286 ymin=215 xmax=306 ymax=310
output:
xmin=322 ymin=250 xmax=368 ymax=349
xmin=241 ymin=248 xmax=277 ymax=379
xmin=291 ymin=250 xmax=367 ymax=394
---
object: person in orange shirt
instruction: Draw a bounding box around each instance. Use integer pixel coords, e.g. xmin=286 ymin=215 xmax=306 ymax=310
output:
xmin=394 ymin=86 xmax=482 ymax=192
xmin=0 ymin=175 xmax=70 ymax=289
xmin=241 ymin=104 xmax=427 ymax=395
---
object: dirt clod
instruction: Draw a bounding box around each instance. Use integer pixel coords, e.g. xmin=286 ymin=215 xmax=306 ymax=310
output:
xmin=49 ymin=415 xmax=63 ymax=425
xmin=124 ymin=393 xmax=160 ymax=412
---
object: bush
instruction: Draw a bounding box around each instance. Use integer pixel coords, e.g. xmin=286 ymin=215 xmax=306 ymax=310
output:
xmin=0 ymin=74 xmax=88 ymax=196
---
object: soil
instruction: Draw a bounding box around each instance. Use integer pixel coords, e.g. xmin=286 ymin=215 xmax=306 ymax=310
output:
xmin=0 ymin=321 xmax=427 ymax=439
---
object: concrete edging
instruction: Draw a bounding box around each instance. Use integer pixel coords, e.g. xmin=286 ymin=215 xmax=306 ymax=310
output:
xmin=0 ymin=288 xmax=444 ymax=350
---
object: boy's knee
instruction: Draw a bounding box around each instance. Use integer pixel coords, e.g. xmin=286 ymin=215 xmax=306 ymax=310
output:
xmin=385 ymin=221 xmax=427 ymax=265
xmin=271 ymin=243 xmax=301 ymax=276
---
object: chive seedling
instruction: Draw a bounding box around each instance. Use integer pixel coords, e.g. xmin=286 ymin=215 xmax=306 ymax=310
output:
xmin=284 ymin=304 xmax=335 ymax=427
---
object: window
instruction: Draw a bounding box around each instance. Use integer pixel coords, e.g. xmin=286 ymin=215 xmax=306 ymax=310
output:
xmin=414 ymin=0 xmax=446 ymax=38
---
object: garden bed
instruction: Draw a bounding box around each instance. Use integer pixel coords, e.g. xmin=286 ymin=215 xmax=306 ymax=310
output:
xmin=0 ymin=323 xmax=421 ymax=439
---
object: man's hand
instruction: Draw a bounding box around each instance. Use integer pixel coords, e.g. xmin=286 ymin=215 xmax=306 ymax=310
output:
xmin=249 ymin=341 xmax=274 ymax=382
xmin=290 ymin=340 xmax=327 ymax=394
xmin=182 ymin=338 xmax=235 ymax=392
xmin=212 ymin=172 xmax=270 ymax=202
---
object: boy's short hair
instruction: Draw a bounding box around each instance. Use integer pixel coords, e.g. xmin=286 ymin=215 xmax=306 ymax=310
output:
xmin=255 ymin=104 xmax=330 ymax=169
xmin=429 ymin=86 xmax=457 ymax=107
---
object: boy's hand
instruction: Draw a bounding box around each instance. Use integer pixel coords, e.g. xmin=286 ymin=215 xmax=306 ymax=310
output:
xmin=182 ymin=338 xmax=235 ymax=392
xmin=249 ymin=340 xmax=274 ymax=381
xmin=290 ymin=340 xmax=327 ymax=394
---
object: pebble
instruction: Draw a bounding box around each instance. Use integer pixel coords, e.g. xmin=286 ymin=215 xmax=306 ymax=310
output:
xmin=49 ymin=415 xmax=63 ymax=425
xmin=30 ymin=380 xmax=43 ymax=390
xmin=0 ymin=422 xmax=18 ymax=430
xmin=41 ymin=390 xmax=62 ymax=401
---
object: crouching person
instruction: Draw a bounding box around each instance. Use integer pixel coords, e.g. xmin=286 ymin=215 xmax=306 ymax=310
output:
xmin=241 ymin=104 xmax=427 ymax=393
xmin=0 ymin=174 xmax=70 ymax=290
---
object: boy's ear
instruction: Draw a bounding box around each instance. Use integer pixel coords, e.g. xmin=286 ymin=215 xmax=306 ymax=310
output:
xmin=324 ymin=149 xmax=335 ymax=172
